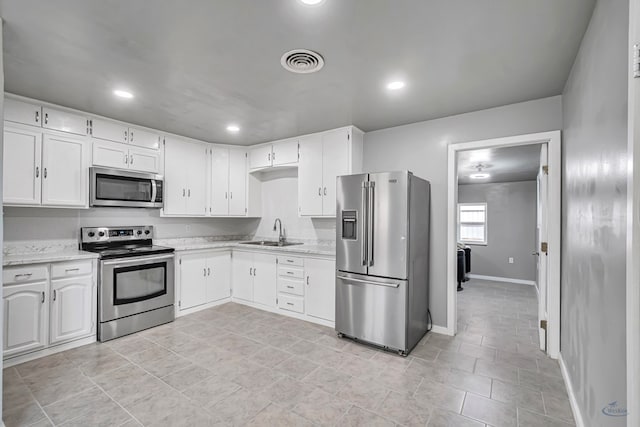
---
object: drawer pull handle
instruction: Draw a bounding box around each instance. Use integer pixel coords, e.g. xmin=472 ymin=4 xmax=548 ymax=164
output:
xmin=53 ymin=290 xmax=57 ymax=301
xmin=287 ymin=286 xmax=294 ymax=289
xmin=287 ymin=271 xmax=294 ymax=275
xmin=15 ymin=273 xmax=33 ymax=279
xmin=286 ymin=260 xmax=294 ymax=263
xmin=41 ymin=291 xmax=45 ymax=303
xmin=65 ymin=268 xmax=80 ymax=273
xmin=287 ymin=302 xmax=294 ymax=306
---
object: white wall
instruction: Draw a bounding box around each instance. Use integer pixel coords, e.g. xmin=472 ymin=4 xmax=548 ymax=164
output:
xmin=364 ymin=95 xmax=562 ymax=328
xmin=561 ymin=0 xmax=628 ymax=424
xmin=0 ymin=17 xmax=5 ymax=419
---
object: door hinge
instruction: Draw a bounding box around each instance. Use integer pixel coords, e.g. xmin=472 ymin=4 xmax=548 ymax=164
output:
xmin=634 ymin=44 xmax=640 ymax=78
xmin=541 ymin=242 xmax=548 ymax=254
xmin=276 ymin=297 xmax=278 ymax=305
xmin=542 ymin=165 xmax=548 ymax=175
xmin=178 ymin=300 xmax=181 ymax=307
xmin=179 ymin=259 xmax=182 ymax=265
xmin=245 ymin=207 xmax=247 ymax=213
xmin=540 ymin=319 xmax=547 ymax=330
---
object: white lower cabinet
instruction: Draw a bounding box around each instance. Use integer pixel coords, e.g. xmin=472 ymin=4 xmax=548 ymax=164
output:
xmin=3 ymin=260 xmax=97 ymax=360
xmin=305 ymin=258 xmax=336 ymax=322
xmin=178 ymin=250 xmax=232 ymax=312
xmin=231 ymin=251 xmax=277 ymax=307
xmin=232 ymin=251 xmax=254 ymax=302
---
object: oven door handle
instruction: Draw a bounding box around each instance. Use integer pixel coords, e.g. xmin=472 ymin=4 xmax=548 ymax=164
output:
xmin=101 ymin=253 xmax=174 ymax=267
xmin=151 ymin=179 xmax=157 ymax=203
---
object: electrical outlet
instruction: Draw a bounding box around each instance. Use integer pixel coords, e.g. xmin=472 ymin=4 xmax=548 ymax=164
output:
xmin=508 ymin=257 xmax=514 ymax=264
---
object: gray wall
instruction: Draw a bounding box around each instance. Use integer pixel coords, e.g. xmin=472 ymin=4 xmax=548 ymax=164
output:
xmin=0 ymin=17 xmax=5 ymax=418
xmin=458 ymin=181 xmax=537 ymax=282
xmin=561 ymin=0 xmax=628 ymax=424
xmin=364 ymin=95 xmax=562 ymax=328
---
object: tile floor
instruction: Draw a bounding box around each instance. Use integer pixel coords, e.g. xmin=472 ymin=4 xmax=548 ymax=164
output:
xmin=3 ymin=278 xmax=575 ymax=426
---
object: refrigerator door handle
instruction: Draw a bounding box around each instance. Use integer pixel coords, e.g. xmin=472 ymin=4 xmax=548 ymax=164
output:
xmin=368 ymin=181 xmax=375 ymax=266
xmin=361 ymin=182 xmax=368 ymax=266
xmin=337 ymin=274 xmax=400 ymax=288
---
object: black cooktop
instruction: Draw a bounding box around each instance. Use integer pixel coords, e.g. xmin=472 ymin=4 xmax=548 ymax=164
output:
xmin=83 ymin=244 xmax=175 ymax=260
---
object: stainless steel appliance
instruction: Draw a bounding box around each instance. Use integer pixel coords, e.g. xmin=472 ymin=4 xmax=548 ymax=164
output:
xmin=336 ymin=171 xmax=430 ymax=356
xmin=81 ymin=226 xmax=175 ymax=341
xmin=90 ymin=167 xmax=164 ymax=208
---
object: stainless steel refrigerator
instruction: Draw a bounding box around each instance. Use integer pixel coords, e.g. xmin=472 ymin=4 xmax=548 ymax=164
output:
xmin=335 ymin=171 xmax=430 ymax=356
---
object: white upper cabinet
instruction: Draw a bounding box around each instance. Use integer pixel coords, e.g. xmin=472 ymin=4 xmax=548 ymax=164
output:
xmin=90 ymin=119 xmax=129 ymax=144
xmin=186 ymin=142 xmax=208 ymax=215
xmin=41 ymin=132 xmax=88 ymax=207
xmin=128 ymin=127 xmax=161 ymax=150
xmin=92 ymin=140 xmax=129 ymax=170
xmin=228 ymin=149 xmax=247 ymax=216
xmin=163 ymin=137 xmax=208 ymax=216
xmin=249 ymin=145 xmax=273 ymax=170
xmin=298 ymin=127 xmax=363 ymax=217
xmin=210 ymin=147 xmax=230 ymax=216
xmin=272 ymin=139 xmax=298 ymax=166
xmin=128 ymin=146 xmax=161 ymax=173
xmin=3 ymin=125 xmax=42 ymax=205
xmin=42 ymin=107 xmax=87 ymax=136
xmin=4 ymin=98 xmax=42 ymax=127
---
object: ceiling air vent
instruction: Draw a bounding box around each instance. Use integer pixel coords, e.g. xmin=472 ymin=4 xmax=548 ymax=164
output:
xmin=281 ymin=49 xmax=324 ymax=74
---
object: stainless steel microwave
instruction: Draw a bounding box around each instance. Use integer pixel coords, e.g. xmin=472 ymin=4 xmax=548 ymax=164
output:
xmin=90 ymin=167 xmax=164 ymax=208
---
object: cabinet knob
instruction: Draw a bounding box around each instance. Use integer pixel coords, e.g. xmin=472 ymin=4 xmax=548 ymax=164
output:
xmin=44 ymin=113 xmax=49 ymax=125
xmin=43 ymin=168 xmax=47 ymax=179
xmin=318 ymin=187 xmax=322 ymax=196
xmin=324 ymin=187 xmax=327 ymax=196
xmin=41 ymin=291 xmax=45 ymax=303
xmin=35 ymin=110 xmax=39 ymax=123
xmin=35 ymin=166 xmax=40 ymax=178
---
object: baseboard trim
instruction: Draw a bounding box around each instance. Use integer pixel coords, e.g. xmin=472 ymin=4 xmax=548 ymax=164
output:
xmin=558 ymin=353 xmax=586 ymax=427
xmin=467 ymin=274 xmax=536 ymax=286
xmin=430 ymin=325 xmax=452 ymax=336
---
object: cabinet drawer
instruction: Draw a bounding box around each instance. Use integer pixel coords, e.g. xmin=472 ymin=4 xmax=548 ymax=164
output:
xmin=278 ymin=277 xmax=304 ymax=296
xmin=277 ymin=256 xmax=303 ymax=267
xmin=278 ymin=266 xmax=303 ymax=279
xmin=278 ymin=294 xmax=304 ymax=313
xmin=51 ymin=260 xmax=92 ymax=279
xmin=3 ymin=265 xmax=49 ymax=285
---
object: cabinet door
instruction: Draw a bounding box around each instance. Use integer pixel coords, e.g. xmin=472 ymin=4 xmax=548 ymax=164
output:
xmin=272 ymin=138 xmax=298 ymax=166
xmin=49 ymin=275 xmax=93 ymax=344
xmin=249 ymin=145 xmax=272 ymax=169
xmin=321 ymin=129 xmax=350 ymax=216
xmin=92 ymin=140 xmax=129 ymax=170
xmin=305 ymin=258 xmax=336 ymax=322
xmin=42 ymin=107 xmax=87 ymax=135
xmin=298 ymin=134 xmax=323 ymax=216
xmin=3 ymin=282 xmax=47 ymax=358
xmin=206 ymin=252 xmax=231 ymax=302
xmin=129 ymin=146 xmax=161 ymax=173
xmin=91 ymin=119 xmax=129 ymax=144
xmin=185 ymin=142 xmax=208 ymax=215
xmin=128 ymin=127 xmax=161 ymax=150
xmin=41 ymin=133 xmax=87 ymax=207
xmin=3 ymin=126 xmax=42 ymax=205
xmin=210 ymin=147 xmax=230 ymax=215
xmin=252 ymin=253 xmax=277 ymax=308
xmin=232 ymin=252 xmax=254 ymax=302
xmin=180 ymin=254 xmax=206 ymax=310
xmin=228 ymin=149 xmax=247 ymax=216
xmin=5 ymin=98 xmax=42 ymax=127
xmin=163 ymin=137 xmax=188 ymax=215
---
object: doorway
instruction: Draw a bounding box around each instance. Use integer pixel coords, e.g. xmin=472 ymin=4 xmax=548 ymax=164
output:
xmin=446 ymin=131 xmax=561 ymax=358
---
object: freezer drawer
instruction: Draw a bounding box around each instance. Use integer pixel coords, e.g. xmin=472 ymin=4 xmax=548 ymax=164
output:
xmin=335 ymin=273 xmax=407 ymax=352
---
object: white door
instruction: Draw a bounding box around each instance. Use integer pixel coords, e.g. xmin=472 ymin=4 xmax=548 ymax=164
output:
xmin=536 ymin=144 xmax=549 ymax=351
xmin=185 ymin=142 xmax=208 ymax=216
xmin=42 ymin=107 xmax=87 ymax=135
xmin=4 ymin=98 xmax=42 ymax=127
xmin=305 ymin=258 xmax=336 ymax=322
xmin=92 ymin=140 xmax=129 ymax=170
xmin=3 ymin=282 xmax=47 ymax=358
xmin=128 ymin=127 xmax=161 ymax=149
xmin=129 ymin=146 xmax=161 ymax=173
xmin=49 ymin=276 xmax=93 ymax=344
xmin=91 ymin=118 xmax=129 ymax=144
xmin=163 ymin=137 xmax=188 ymax=215
xmin=3 ymin=125 xmax=42 ymax=205
xmin=41 ymin=133 xmax=87 ymax=207
xmin=272 ymin=138 xmax=299 ymax=166
xmin=180 ymin=254 xmax=206 ymax=310
xmin=321 ymin=129 xmax=350 ymax=216
xmin=228 ymin=149 xmax=247 ymax=215
xmin=252 ymin=253 xmax=277 ymax=308
xmin=210 ymin=147 xmax=230 ymax=215
xmin=232 ymin=252 xmax=254 ymax=302
xmin=249 ymin=145 xmax=272 ymax=169
xmin=206 ymin=252 xmax=232 ymax=302
xmin=298 ymin=134 xmax=323 ymax=216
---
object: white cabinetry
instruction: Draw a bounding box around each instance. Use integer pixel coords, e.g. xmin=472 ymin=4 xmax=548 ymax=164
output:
xmin=277 ymin=255 xmax=304 ymax=314
xmin=4 ymin=98 xmax=42 ymax=126
xmin=298 ymin=127 xmax=363 ymax=217
xmin=49 ymin=275 xmax=93 ymax=344
xmin=249 ymin=138 xmax=299 ymax=170
xmin=91 ymin=119 xmax=161 ymax=150
xmin=229 ymin=150 xmax=248 ymax=215
xmin=3 ymin=124 xmax=88 ymax=208
xmin=305 ymin=258 xmax=336 ymax=322
xmin=209 ymin=148 xmax=247 ymax=216
xmin=163 ymin=137 xmax=208 ymax=216
xmin=3 ymin=282 xmax=47 ymax=358
xmin=42 ymin=107 xmax=87 ymax=136
xmin=249 ymin=145 xmax=273 ymax=170
xmin=178 ymin=251 xmax=232 ymax=312
xmin=232 ymin=251 xmax=254 ymax=302
xmin=128 ymin=127 xmax=161 ymax=150
xmin=93 ymin=141 xmax=160 ymax=173
xmin=231 ymin=251 xmax=276 ymax=307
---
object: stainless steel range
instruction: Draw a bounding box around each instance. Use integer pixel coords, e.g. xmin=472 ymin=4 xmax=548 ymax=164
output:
xmin=81 ymin=226 xmax=175 ymax=341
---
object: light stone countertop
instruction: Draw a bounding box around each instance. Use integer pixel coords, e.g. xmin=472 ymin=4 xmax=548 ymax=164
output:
xmin=162 ymin=240 xmax=336 ymax=257
xmin=3 ymin=250 xmax=99 ymax=267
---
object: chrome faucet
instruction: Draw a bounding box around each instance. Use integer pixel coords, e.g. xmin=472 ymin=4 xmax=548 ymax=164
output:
xmin=273 ymin=218 xmax=285 ymax=246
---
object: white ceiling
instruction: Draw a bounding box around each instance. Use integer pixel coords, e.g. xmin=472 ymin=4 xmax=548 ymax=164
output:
xmin=0 ymin=0 xmax=595 ymax=145
xmin=457 ymin=144 xmax=542 ymax=185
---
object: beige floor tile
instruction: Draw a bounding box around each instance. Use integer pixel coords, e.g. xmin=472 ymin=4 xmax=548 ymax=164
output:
xmin=209 ymin=387 xmax=271 ymax=425
xmin=445 ymin=369 xmax=492 ymax=397
xmin=293 ymin=388 xmax=352 ymax=426
xmin=247 ymin=403 xmax=314 ymax=426
xmin=181 ymin=374 xmax=241 ymax=409
xmin=340 ymin=405 xmax=395 ymax=426
xmin=231 ymin=362 xmax=284 ymax=390
xmin=336 ymin=377 xmax=390 ymax=411
xmin=427 ymin=408 xmax=485 ymax=427
xmin=23 ymin=368 xmax=95 ymax=407
xmin=414 ymin=378 xmax=466 ymax=413
xmin=542 ymin=392 xmax=575 ymax=423
xmin=248 ymin=346 xmax=292 ymax=368
xmin=3 ymin=399 xmax=47 ymax=427
xmin=461 ymin=393 xmax=517 ymax=427
xmin=302 ymin=366 xmax=351 ymax=394
xmin=518 ymin=408 xmax=574 ymax=427
xmin=42 ymin=386 xmax=110 ymax=425
xmin=274 ymin=354 xmax=319 ymax=379
xmin=377 ymin=390 xmax=432 ymax=426
xmin=15 ymin=353 xmax=74 ymax=379
xmin=491 ymin=379 xmax=545 ymax=414
xmin=161 ymin=363 xmax=213 ymax=391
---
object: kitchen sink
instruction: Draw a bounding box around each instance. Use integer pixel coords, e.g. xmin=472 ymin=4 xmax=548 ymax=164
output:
xmin=241 ymin=241 xmax=303 ymax=247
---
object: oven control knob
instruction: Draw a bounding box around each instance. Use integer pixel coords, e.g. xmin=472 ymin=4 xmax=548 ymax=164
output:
xmin=144 ymin=230 xmax=151 ymax=235
xmin=88 ymin=231 xmax=95 ymax=237
xmin=137 ymin=230 xmax=142 ymax=235
xmin=98 ymin=231 xmax=105 ymax=237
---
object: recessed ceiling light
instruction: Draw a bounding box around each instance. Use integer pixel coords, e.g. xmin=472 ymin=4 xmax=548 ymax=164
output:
xmin=226 ymin=125 xmax=240 ymax=133
xmin=299 ymin=0 xmax=324 ymax=5
xmin=470 ymin=173 xmax=490 ymax=179
xmin=113 ymin=89 xmax=133 ymax=99
xmin=386 ymin=81 xmax=406 ymax=90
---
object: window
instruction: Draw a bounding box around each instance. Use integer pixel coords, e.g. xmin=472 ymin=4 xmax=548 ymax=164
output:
xmin=458 ymin=203 xmax=487 ymax=245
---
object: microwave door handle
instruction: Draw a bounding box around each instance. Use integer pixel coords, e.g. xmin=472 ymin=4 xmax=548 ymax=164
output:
xmin=361 ymin=182 xmax=368 ymax=266
xmin=151 ymin=179 xmax=157 ymax=203
xmin=368 ymin=181 xmax=375 ymax=267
